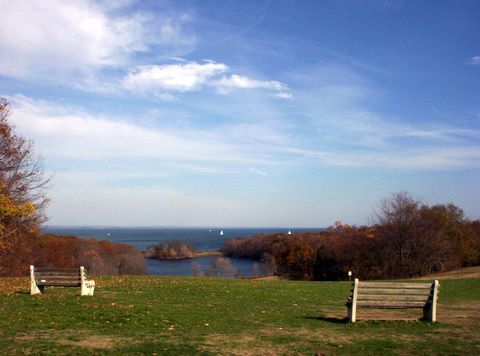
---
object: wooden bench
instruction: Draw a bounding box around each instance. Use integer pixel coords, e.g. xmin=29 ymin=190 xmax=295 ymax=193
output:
xmin=346 ymin=278 xmax=439 ymax=322
xmin=30 ymin=265 xmax=95 ymax=296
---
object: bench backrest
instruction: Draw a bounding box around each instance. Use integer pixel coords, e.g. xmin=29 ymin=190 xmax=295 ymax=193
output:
xmin=33 ymin=267 xmax=81 ymax=286
xmin=355 ymin=280 xmax=436 ymax=308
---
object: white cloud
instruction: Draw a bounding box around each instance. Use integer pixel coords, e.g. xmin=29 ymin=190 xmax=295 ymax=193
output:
xmin=213 ymin=74 xmax=291 ymax=98
xmin=122 ymin=62 xmax=292 ymax=98
xmin=276 ymin=92 xmax=293 ymax=99
xmin=9 ymin=94 xmax=480 ymax=175
xmin=247 ymin=168 xmax=268 ymax=176
xmin=155 ymin=93 xmax=177 ymax=101
xmin=170 ymin=56 xmax=187 ymax=62
xmin=123 ymin=62 xmax=228 ymax=92
xmin=282 ymin=145 xmax=480 ymax=170
xmin=9 ymin=95 xmax=270 ymax=165
xmin=0 ymin=0 xmax=193 ymax=78
xmin=215 ymin=74 xmax=287 ymax=91
xmin=471 ymin=56 xmax=480 ymax=65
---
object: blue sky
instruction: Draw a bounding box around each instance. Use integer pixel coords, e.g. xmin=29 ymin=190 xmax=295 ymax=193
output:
xmin=0 ymin=0 xmax=479 ymax=227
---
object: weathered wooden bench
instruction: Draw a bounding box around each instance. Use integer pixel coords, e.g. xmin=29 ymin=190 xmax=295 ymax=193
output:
xmin=346 ymin=278 xmax=439 ymax=322
xmin=30 ymin=265 xmax=95 ymax=296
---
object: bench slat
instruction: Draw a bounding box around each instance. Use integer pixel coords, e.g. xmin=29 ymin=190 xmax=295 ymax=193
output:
xmin=36 ymin=278 xmax=80 ymax=283
xmin=357 ymin=294 xmax=429 ymax=302
xmin=35 ymin=268 xmax=79 ymax=272
xmin=35 ymin=274 xmax=80 ymax=277
xmin=36 ymin=281 xmax=81 ymax=286
xmin=35 ymin=271 xmax=80 ymax=276
xmin=36 ymin=272 xmax=80 ymax=276
xmin=357 ymin=288 xmax=432 ymax=295
xmin=357 ymin=300 xmax=429 ymax=308
xmin=358 ymin=282 xmax=432 ymax=289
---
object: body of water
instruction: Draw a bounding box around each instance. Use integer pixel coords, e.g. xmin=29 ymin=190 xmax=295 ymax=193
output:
xmin=44 ymin=226 xmax=325 ymax=277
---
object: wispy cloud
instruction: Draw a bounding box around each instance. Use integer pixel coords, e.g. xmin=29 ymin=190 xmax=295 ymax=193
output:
xmin=123 ymin=62 xmax=228 ymax=93
xmin=214 ymin=74 xmax=287 ymax=92
xmin=9 ymin=95 xmax=274 ymax=166
xmin=122 ymin=61 xmax=291 ymax=98
xmin=276 ymin=92 xmax=293 ymax=99
xmin=9 ymin=94 xmax=480 ymax=173
xmin=247 ymin=167 xmax=268 ymax=176
xmin=0 ymin=0 xmax=194 ymax=79
xmin=470 ymin=56 xmax=480 ymax=65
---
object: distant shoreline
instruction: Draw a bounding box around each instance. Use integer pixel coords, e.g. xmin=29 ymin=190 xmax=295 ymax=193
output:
xmin=194 ymin=251 xmax=224 ymax=258
xmin=144 ymin=250 xmax=224 ymax=260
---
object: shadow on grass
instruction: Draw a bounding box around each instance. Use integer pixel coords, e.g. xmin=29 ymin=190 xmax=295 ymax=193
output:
xmin=302 ymin=316 xmax=349 ymax=324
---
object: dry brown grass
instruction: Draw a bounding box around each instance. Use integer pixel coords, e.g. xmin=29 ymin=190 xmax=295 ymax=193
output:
xmin=15 ymin=330 xmax=134 ymax=350
xmin=0 ymin=277 xmax=28 ymax=293
xmin=417 ymin=266 xmax=480 ymax=280
xmin=56 ymin=335 xmax=117 ymax=349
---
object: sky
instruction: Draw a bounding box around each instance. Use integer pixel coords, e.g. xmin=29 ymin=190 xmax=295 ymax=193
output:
xmin=0 ymin=0 xmax=479 ymax=227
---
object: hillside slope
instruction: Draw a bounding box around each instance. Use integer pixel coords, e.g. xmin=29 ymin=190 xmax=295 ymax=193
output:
xmin=0 ymin=271 xmax=478 ymax=355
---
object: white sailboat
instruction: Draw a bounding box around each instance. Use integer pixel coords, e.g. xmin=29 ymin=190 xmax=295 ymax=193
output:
xmin=287 ymin=230 xmax=292 ymax=235
xmin=219 ymin=230 xmax=224 ymax=236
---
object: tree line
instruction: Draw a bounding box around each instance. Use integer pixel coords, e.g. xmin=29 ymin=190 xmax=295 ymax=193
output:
xmin=222 ymin=192 xmax=480 ymax=280
xmin=3 ymin=233 xmax=146 ymax=276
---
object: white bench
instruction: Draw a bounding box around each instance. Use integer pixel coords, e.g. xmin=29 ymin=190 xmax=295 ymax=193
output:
xmin=347 ymin=278 xmax=439 ymax=322
xmin=30 ymin=265 xmax=95 ymax=296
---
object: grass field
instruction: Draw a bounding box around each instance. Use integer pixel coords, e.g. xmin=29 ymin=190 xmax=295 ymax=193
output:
xmin=0 ymin=269 xmax=479 ymax=355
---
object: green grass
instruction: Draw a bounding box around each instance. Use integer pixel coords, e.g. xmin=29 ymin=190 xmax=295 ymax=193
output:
xmin=0 ymin=275 xmax=479 ymax=355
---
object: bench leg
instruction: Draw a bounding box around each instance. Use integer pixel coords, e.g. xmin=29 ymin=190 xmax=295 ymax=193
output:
xmin=347 ymin=279 xmax=359 ymax=322
xmin=423 ymin=303 xmax=436 ymax=322
xmin=81 ymin=280 xmax=95 ymax=296
xmin=423 ymin=280 xmax=439 ymax=322
xmin=30 ymin=281 xmax=41 ymax=295
xmin=30 ymin=265 xmax=42 ymax=295
xmin=347 ymin=304 xmax=356 ymax=323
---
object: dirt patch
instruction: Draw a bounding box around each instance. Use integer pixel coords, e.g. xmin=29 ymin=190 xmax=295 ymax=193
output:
xmin=15 ymin=330 xmax=132 ymax=350
xmin=417 ymin=266 xmax=480 ymax=280
xmin=56 ymin=335 xmax=118 ymax=349
xmin=258 ymin=326 xmax=354 ymax=343
xmin=355 ymin=308 xmax=423 ymax=321
xmin=201 ymin=327 xmax=359 ymax=355
xmin=202 ymin=333 xmax=291 ymax=356
xmin=15 ymin=330 xmax=65 ymax=342
xmin=200 ymin=326 xmax=427 ymax=355
xmin=436 ymin=301 xmax=480 ymax=338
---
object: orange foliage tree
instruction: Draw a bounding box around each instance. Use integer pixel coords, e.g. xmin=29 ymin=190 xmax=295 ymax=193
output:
xmin=0 ymin=98 xmax=50 ymax=275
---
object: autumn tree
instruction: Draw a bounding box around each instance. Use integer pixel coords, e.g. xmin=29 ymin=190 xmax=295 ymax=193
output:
xmin=374 ymin=192 xmax=422 ymax=277
xmin=416 ymin=204 xmax=479 ymax=271
xmin=0 ymin=98 xmax=49 ymax=275
xmin=376 ymin=192 xmax=478 ymax=278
